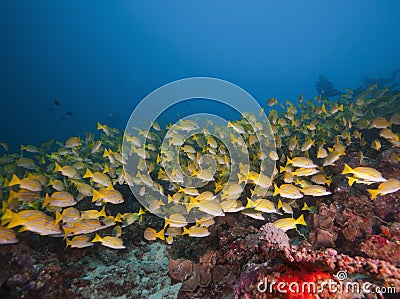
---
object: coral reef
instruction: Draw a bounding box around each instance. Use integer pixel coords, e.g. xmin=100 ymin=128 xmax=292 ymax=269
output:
xmin=0 ymin=223 xmax=176 ymax=299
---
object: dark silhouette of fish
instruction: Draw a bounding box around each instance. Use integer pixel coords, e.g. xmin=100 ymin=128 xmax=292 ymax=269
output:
xmin=67 ymin=111 xmax=73 ymax=116
xmin=53 ymin=99 xmax=60 ymax=106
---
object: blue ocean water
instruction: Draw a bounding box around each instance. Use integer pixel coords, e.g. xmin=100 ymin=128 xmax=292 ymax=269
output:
xmin=1 ymin=1 xmax=400 ymax=149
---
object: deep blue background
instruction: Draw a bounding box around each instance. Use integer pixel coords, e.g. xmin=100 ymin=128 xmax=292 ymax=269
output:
xmin=1 ymin=1 xmax=400 ymax=150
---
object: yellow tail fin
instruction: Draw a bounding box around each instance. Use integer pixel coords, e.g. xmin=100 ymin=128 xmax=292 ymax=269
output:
xmin=156 ymin=229 xmax=165 ymax=240
xmin=341 ymin=163 xmax=353 ymax=175
xmin=92 ymin=189 xmax=103 ymax=202
xmin=83 ymin=168 xmax=93 ymax=178
xmin=347 ymin=176 xmax=356 ymax=186
xmin=54 ymin=162 xmax=62 ymax=173
xmin=99 ymin=206 xmax=107 ymax=217
xmin=42 ymin=193 xmax=52 ymax=208
xmin=295 ymin=214 xmax=307 ymax=226
xmin=8 ymin=174 xmax=21 ymax=187
xmin=6 ymin=212 xmax=24 ymax=229
xmin=92 ymin=233 xmax=103 ymax=243
xmin=273 ymin=183 xmax=280 ymax=196
xmin=367 ymin=189 xmax=380 ymax=200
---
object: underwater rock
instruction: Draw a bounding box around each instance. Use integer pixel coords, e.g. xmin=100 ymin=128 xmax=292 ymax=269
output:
xmin=168 ymin=259 xmax=193 ymax=281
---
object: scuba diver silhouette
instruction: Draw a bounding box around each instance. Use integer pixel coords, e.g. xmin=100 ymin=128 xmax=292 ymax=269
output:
xmin=315 ymin=75 xmax=341 ymax=98
xmin=361 ymin=67 xmax=400 ymax=88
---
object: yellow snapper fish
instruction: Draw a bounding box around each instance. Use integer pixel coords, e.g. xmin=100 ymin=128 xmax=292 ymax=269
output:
xmin=241 ymin=209 xmax=265 ymax=220
xmin=301 ymin=185 xmax=332 ymax=196
xmin=8 ymin=189 xmax=41 ymax=203
xmin=277 ymin=199 xmax=293 ymax=214
xmin=55 ymin=207 xmax=81 ymax=225
xmin=290 ymin=168 xmax=320 ymax=177
xmin=83 ymin=168 xmax=112 ymax=187
xmin=65 ymin=235 xmax=94 ymax=249
xmin=273 ymin=214 xmax=307 ymax=232
xmin=182 ymin=226 xmax=210 ymax=238
xmin=54 ymin=162 xmax=81 ymax=179
xmin=273 ymin=183 xmax=303 ymax=199
xmin=367 ymin=178 xmax=400 ymax=200
xmin=342 ymin=163 xmax=386 ymax=183
xmin=144 ymin=227 xmax=165 ymax=241
xmin=164 ymin=214 xmax=188 ymax=228
xmin=197 ymin=200 xmax=225 ymax=217
xmin=246 ymin=198 xmax=278 ymax=214
xmin=311 ymin=173 xmax=332 ymax=187
xmin=0 ymin=225 xmax=18 ymax=244
xmin=20 ymin=144 xmax=40 ymax=153
xmin=64 ymin=136 xmax=81 ymax=149
xmin=48 ymin=179 xmax=65 ymax=191
xmin=267 ymin=97 xmax=278 ymax=106
xmin=16 ymin=157 xmax=36 ymax=170
xmin=220 ymin=199 xmax=245 ymax=213
xmin=92 ymin=185 xmax=124 ymax=205
xmin=286 ymin=157 xmax=318 ymax=169
xmin=8 ymin=174 xmax=42 ymax=192
xmin=63 ymin=218 xmax=113 ymax=237
xmin=92 ymin=233 xmax=125 ymax=249
xmin=7 ymin=210 xmax=63 ymax=235
xmin=43 ymin=191 xmax=77 ymax=208
xmin=322 ymin=148 xmax=346 ymax=167
xmin=80 ymin=206 xmax=107 ymax=219
xmin=370 ymin=117 xmax=390 ymax=129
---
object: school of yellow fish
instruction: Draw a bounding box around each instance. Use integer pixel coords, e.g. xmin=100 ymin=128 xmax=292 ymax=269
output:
xmin=1 ymin=83 xmax=400 ymax=249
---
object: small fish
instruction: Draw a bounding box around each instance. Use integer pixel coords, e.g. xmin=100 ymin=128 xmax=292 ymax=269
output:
xmin=0 ymin=225 xmax=18 ymax=244
xmin=43 ymin=191 xmax=76 ymax=208
xmin=144 ymin=227 xmax=165 ymax=241
xmin=197 ymin=200 xmax=224 ymax=217
xmin=367 ymin=178 xmax=400 ymax=200
xmin=80 ymin=206 xmax=107 ymax=219
xmin=7 ymin=210 xmax=62 ymax=236
xmin=267 ymin=97 xmax=278 ymax=106
xmin=290 ymin=168 xmax=320 ymax=177
xmin=182 ymin=226 xmax=210 ymax=238
xmin=64 ymin=136 xmax=81 ymax=149
xmin=16 ymin=157 xmax=36 ymax=169
xmin=342 ymin=163 xmax=386 ymax=182
xmin=164 ymin=214 xmax=188 ymax=228
xmin=370 ymin=117 xmax=390 ymax=129
xmin=54 ymin=162 xmax=81 ymax=179
xmin=21 ymin=144 xmax=40 ymax=153
xmin=8 ymin=174 xmax=42 ymax=192
xmin=92 ymin=233 xmax=125 ymax=249
xmin=66 ymin=235 xmax=94 ymax=249
xmin=246 ymin=198 xmax=277 ymax=214
xmin=371 ymin=139 xmax=381 ymax=151
xmin=273 ymin=214 xmax=307 ymax=232
xmin=67 ymin=111 xmax=73 ymax=116
xmin=53 ymin=99 xmax=60 ymax=105
xmin=277 ymin=199 xmax=293 ymax=214
xmin=273 ymin=183 xmax=303 ymax=199
xmin=241 ymin=209 xmax=265 ymax=220
xmin=83 ymin=168 xmax=111 ymax=187
xmin=92 ymin=186 xmax=124 ymax=205
xmin=286 ymin=157 xmax=318 ymax=169
xmin=63 ymin=218 xmax=112 ymax=237
xmin=55 ymin=207 xmax=81 ymax=225
xmin=301 ymin=185 xmax=331 ymax=196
